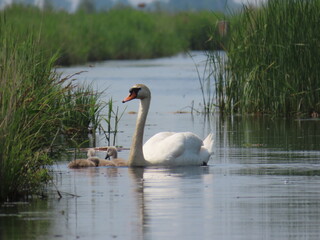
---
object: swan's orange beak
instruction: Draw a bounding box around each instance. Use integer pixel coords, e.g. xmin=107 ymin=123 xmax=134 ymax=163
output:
xmin=122 ymin=91 xmax=137 ymax=103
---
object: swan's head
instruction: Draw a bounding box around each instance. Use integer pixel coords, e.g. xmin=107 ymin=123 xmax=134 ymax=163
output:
xmin=122 ymin=84 xmax=150 ymax=103
xmin=105 ymin=146 xmax=118 ymax=160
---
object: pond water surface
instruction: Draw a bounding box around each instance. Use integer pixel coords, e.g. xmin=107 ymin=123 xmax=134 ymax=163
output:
xmin=1 ymin=52 xmax=320 ymax=240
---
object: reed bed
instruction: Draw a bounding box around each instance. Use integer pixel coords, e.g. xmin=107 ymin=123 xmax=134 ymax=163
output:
xmin=0 ymin=5 xmax=225 ymax=201
xmin=62 ymin=83 xmax=104 ymax=135
xmin=2 ymin=5 xmax=225 ymax=65
xmin=0 ymin=33 xmax=59 ymax=201
xmin=213 ymin=0 xmax=320 ymax=116
xmin=0 ymin=16 xmax=105 ymax=202
xmin=101 ymin=98 xmax=125 ymax=146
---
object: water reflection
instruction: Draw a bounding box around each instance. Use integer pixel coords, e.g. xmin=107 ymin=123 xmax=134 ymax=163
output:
xmin=128 ymin=166 xmax=211 ymax=240
xmin=1 ymin=52 xmax=320 ymax=239
xmin=0 ymin=200 xmax=54 ymax=239
xmin=128 ymin=165 xmax=320 ymax=240
xmin=1 ymin=150 xmax=320 ymax=240
xmin=217 ymin=115 xmax=320 ymax=151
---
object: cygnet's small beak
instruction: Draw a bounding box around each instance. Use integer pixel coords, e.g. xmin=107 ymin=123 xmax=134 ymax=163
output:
xmin=105 ymin=154 xmax=111 ymax=160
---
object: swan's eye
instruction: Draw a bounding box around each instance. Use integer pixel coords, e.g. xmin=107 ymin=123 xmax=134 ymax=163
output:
xmin=130 ymin=87 xmax=141 ymax=95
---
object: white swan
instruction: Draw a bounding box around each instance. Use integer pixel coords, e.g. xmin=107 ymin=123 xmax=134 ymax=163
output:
xmin=122 ymin=84 xmax=214 ymax=167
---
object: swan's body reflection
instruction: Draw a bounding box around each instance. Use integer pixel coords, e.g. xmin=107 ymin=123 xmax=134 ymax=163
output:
xmin=128 ymin=166 xmax=210 ymax=239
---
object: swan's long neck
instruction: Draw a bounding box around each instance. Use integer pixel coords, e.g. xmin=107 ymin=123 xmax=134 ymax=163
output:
xmin=128 ymin=97 xmax=150 ymax=167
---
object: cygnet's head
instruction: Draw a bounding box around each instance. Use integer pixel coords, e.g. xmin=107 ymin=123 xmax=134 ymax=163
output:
xmin=122 ymin=84 xmax=151 ymax=103
xmin=105 ymin=147 xmax=118 ymax=160
xmin=87 ymin=148 xmax=96 ymax=158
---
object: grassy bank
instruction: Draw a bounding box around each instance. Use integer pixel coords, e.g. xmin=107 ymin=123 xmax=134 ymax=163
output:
xmin=0 ymin=14 xmax=106 ymax=201
xmin=2 ymin=5 xmax=225 ymax=65
xmin=0 ymin=4 xmax=224 ymax=201
xmin=213 ymin=0 xmax=320 ymax=116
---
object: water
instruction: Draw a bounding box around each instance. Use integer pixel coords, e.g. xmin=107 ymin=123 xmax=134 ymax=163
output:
xmin=1 ymin=52 xmax=320 ymax=240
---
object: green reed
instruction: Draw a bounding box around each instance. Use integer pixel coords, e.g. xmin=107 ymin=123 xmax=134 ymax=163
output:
xmin=2 ymin=5 xmax=226 ymax=66
xmin=102 ymin=98 xmax=125 ymax=146
xmin=213 ymin=0 xmax=320 ymax=116
xmin=61 ymin=83 xmax=104 ymax=136
xmin=0 ymin=16 xmax=106 ymax=201
xmin=0 ymin=29 xmax=61 ymax=201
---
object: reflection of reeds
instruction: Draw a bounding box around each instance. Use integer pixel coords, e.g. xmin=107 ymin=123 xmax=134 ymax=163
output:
xmin=216 ymin=0 xmax=320 ymax=116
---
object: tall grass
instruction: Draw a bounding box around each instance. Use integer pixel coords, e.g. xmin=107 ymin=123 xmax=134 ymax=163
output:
xmin=62 ymin=82 xmax=104 ymax=136
xmin=2 ymin=5 xmax=226 ymax=65
xmin=0 ymin=15 xmax=105 ymax=201
xmin=214 ymin=0 xmax=320 ymax=116
xmin=101 ymin=98 xmax=125 ymax=146
xmin=175 ymin=11 xmax=226 ymax=50
xmin=0 ymin=30 xmax=60 ymax=201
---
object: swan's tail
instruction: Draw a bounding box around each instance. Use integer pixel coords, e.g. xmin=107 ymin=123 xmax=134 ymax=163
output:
xmin=203 ymin=133 xmax=214 ymax=155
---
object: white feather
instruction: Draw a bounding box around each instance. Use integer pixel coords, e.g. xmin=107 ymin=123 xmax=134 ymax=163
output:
xmin=123 ymin=84 xmax=214 ymax=167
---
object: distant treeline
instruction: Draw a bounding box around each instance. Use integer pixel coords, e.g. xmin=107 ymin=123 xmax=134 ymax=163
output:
xmin=1 ymin=5 xmax=227 ymax=66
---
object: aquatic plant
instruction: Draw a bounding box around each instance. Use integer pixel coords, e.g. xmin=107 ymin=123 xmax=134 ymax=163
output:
xmin=192 ymin=53 xmax=214 ymax=113
xmin=102 ymin=98 xmax=125 ymax=146
xmin=214 ymin=0 xmax=320 ymax=116
xmin=193 ymin=50 xmax=228 ymax=113
xmin=0 ymin=29 xmax=61 ymax=201
xmin=1 ymin=5 xmax=227 ymax=66
xmin=175 ymin=11 xmax=226 ymax=50
xmin=0 ymin=16 xmax=107 ymax=202
xmin=61 ymin=82 xmax=104 ymax=136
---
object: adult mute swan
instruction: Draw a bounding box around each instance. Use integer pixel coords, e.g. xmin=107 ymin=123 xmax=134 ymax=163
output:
xmin=122 ymin=84 xmax=214 ymax=167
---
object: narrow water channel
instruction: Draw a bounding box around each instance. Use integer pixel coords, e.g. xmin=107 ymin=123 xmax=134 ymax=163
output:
xmin=1 ymin=52 xmax=320 ymax=240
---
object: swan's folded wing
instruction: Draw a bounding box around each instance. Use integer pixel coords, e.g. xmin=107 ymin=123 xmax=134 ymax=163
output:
xmin=143 ymin=132 xmax=203 ymax=163
xmin=143 ymin=133 xmax=184 ymax=162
